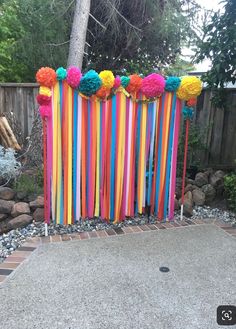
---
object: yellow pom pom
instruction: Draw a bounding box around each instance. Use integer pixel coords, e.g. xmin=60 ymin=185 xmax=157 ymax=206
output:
xmin=176 ymin=76 xmax=202 ymax=101
xmin=99 ymin=70 xmax=115 ymax=89
xmin=39 ymin=86 xmax=51 ymax=97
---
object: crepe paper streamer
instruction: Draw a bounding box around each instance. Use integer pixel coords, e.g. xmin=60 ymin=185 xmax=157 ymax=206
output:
xmin=169 ymin=99 xmax=181 ymax=219
xmin=41 ymin=78 xmax=202 ymax=228
xmin=180 ymin=118 xmax=190 ymax=220
xmin=43 ymin=118 xmax=48 ymax=225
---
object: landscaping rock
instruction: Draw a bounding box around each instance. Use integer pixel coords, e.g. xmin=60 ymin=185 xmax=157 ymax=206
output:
xmin=33 ymin=208 xmax=44 ymax=222
xmin=195 ymin=172 xmax=208 ymax=187
xmin=7 ymin=214 xmax=33 ymax=231
xmin=11 ymin=202 xmax=30 ymax=217
xmin=29 ymin=196 xmax=44 ymax=209
xmin=215 ymin=170 xmax=225 ymax=179
xmin=202 ymin=184 xmax=216 ymax=203
xmin=184 ymin=184 xmax=193 ymax=193
xmin=179 ymin=191 xmax=193 ymax=217
xmin=16 ymin=191 xmax=28 ymax=201
xmin=0 ymin=214 xmax=8 ymax=222
xmin=0 ymin=187 xmax=15 ymax=200
xmin=192 ymin=189 xmax=205 ymax=206
xmin=0 ymin=200 xmax=15 ymax=214
xmin=209 ymin=173 xmax=223 ymax=188
xmin=0 ymin=219 xmax=11 ymax=234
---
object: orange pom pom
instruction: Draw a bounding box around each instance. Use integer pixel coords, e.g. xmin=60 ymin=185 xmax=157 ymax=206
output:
xmin=96 ymin=86 xmax=109 ymax=99
xmin=187 ymin=98 xmax=197 ymax=107
xmin=126 ymin=74 xmax=142 ymax=94
xmin=36 ymin=67 xmax=57 ymax=88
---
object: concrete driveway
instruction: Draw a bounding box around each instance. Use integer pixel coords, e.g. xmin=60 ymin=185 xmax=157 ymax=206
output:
xmin=0 ymin=224 xmax=235 ymax=329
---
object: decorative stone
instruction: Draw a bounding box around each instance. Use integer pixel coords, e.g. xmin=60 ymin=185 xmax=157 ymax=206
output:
xmin=187 ymin=179 xmax=195 ymax=185
xmin=33 ymin=208 xmax=44 ymax=222
xmin=179 ymin=191 xmax=193 ymax=217
xmin=11 ymin=202 xmax=30 ymax=217
xmin=195 ymin=172 xmax=208 ymax=187
xmin=7 ymin=214 xmax=33 ymax=231
xmin=209 ymin=173 xmax=223 ymax=188
xmin=0 ymin=187 xmax=15 ymax=200
xmin=202 ymin=184 xmax=216 ymax=203
xmin=215 ymin=170 xmax=225 ymax=179
xmin=16 ymin=191 xmax=28 ymax=201
xmin=0 ymin=213 xmax=8 ymax=222
xmin=174 ymin=198 xmax=180 ymax=210
xmin=184 ymin=184 xmax=193 ymax=193
xmin=192 ymin=189 xmax=205 ymax=206
xmin=0 ymin=200 xmax=15 ymax=214
xmin=29 ymin=196 xmax=44 ymax=209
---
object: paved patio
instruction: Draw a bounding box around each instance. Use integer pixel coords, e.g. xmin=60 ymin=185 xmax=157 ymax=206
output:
xmin=0 ymin=223 xmax=235 ymax=329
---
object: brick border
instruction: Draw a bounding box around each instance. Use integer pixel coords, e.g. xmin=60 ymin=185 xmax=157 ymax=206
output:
xmin=0 ymin=219 xmax=235 ymax=285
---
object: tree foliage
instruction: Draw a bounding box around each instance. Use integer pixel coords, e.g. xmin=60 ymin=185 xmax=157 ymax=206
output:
xmin=195 ymin=0 xmax=236 ymax=104
xmin=0 ymin=0 xmax=200 ymax=81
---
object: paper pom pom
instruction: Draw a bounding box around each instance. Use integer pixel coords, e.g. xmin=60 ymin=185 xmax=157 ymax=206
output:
xmin=99 ymin=70 xmax=115 ymax=89
xmin=36 ymin=67 xmax=57 ymax=88
xmin=114 ymin=76 xmax=121 ymax=89
xmin=126 ymin=74 xmax=142 ymax=94
xmin=56 ymin=67 xmax=67 ymax=81
xmin=96 ymin=86 xmax=109 ymax=99
xmin=121 ymin=76 xmax=130 ymax=88
xmin=141 ymin=73 xmax=165 ymax=98
xmin=187 ymin=98 xmax=197 ymax=107
xmin=165 ymin=76 xmax=181 ymax=92
xmin=39 ymin=105 xmax=51 ymax=119
xmin=39 ymin=86 xmax=51 ymax=97
xmin=182 ymin=106 xmax=194 ymax=119
xmin=66 ymin=66 xmax=82 ymax=88
xmin=79 ymin=70 xmax=102 ymax=96
xmin=176 ymin=76 xmax=202 ymax=101
xmin=36 ymin=94 xmax=51 ymax=106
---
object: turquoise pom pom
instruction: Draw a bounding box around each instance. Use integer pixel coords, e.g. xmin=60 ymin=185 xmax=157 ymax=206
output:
xmin=56 ymin=67 xmax=67 ymax=81
xmin=165 ymin=76 xmax=181 ymax=92
xmin=79 ymin=70 xmax=102 ymax=96
xmin=121 ymin=76 xmax=130 ymax=88
xmin=182 ymin=106 xmax=194 ymax=119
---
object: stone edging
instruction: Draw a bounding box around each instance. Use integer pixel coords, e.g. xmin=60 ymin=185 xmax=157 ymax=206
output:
xmin=0 ymin=219 xmax=235 ymax=285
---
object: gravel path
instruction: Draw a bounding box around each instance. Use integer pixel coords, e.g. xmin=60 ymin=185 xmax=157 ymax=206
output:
xmin=0 ymin=206 xmax=235 ymax=262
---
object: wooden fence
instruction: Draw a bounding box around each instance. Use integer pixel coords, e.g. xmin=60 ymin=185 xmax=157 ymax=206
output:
xmin=195 ymin=89 xmax=236 ymax=169
xmin=0 ymin=83 xmax=39 ymax=141
xmin=0 ymin=83 xmax=235 ymax=169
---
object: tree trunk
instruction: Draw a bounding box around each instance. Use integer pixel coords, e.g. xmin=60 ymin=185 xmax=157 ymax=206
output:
xmin=67 ymin=0 xmax=91 ymax=69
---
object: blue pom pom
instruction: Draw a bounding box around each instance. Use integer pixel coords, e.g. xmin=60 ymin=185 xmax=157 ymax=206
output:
xmin=121 ymin=76 xmax=130 ymax=88
xmin=165 ymin=76 xmax=181 ymax=92
xmin=79 ymin=70 xmax=102 ymax=96
xmin=56 ymin=67 xmax=67 ymax=81
xmin=182 ymin=106 xmax=194 ymax=119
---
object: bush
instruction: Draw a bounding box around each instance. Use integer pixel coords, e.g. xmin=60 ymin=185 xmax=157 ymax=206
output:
xmin=224 ymin=173 xmax=236 ymax=211
xmin=0 ymin=146 xmax=21 ymax=184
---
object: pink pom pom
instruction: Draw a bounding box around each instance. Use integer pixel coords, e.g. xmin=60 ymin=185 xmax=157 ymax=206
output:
xmin=141 ymin=73 xmax=165 ymax=98
xmin=39 ymin=105 xmax=51 ymax=119
xmin=66 ymin=66 xmax=82 ymax=88
xmin=114 ymin=76 xmax=121 ymax=89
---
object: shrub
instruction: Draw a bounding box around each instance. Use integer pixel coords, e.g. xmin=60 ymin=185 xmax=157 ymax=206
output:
xmin=0 ymin=146 xmax=21 ymax=184
xmin=224 ymin=173 xmax=236 ymax=211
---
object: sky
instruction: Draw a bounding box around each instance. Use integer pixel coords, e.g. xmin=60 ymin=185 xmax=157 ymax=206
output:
xmin=182 ymin=0 xmax=223 ymax=72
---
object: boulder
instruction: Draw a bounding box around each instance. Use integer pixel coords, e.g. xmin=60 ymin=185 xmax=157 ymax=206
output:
xmin=209 ymin=173 xmax=223 ymax=188
xmin=202 ymin=184 xmax=216 ymax=203
xmin=11 ymin=202 xmax=30 ymax=217
xmin=195 ymin=172 xmax=208 ymax=187
xmin=0 ymin=187 xmax=15 ymax=200
xmin=0 ymin=200 xmax=15 ymax=214
xmin=16 ymin=191 xmax=28 ymax=201
xmin=33 ymin=208 xmax=44 ymax=222
xmin=184 ymin=184 xmax=193 ymax=193
xmin=0 ymin=218 xmax=11 ymax=234
xmin=7 ymin=214 xmax=33 ymax=231
xmin=187 ymin=179 xmax=195 ymax=185
xmin=0 ymin=213 xmax=8 ymax=222
xmin=192 ymin=189 xmax=205 ymax=206
xmin=29 ymin=196 xmax=44 ymax=209
xmin=175 ymin=187 xmax=182 ymax=200
xmin=179 ymin=191 xmax=193 ymax=217
xmin=204 ymin=168 xmax=214 ymax=178
xmin=215 ymin=170 xmax=225 ymax=179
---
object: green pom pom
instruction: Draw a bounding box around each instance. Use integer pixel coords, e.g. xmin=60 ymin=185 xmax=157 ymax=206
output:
xmin=121 ymin=76 xmax=130 ymax=88
xmin=56 ymin=67 xmax=67 ymax=81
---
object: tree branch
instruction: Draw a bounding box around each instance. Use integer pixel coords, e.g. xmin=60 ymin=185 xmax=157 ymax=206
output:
xmin=89 ymin=13 xmax=106 ymax=30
